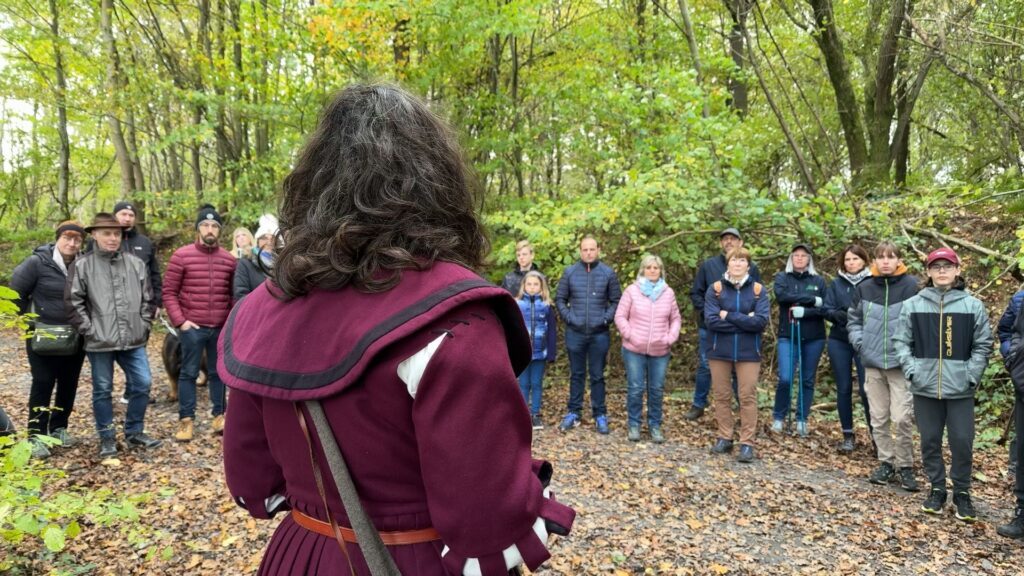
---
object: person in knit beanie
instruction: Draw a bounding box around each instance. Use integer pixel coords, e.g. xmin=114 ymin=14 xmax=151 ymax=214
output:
xmin=9 ymin=219 xmax=88 ymax=458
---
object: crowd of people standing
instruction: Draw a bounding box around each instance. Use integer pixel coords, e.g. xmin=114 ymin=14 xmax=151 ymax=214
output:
xmin=5 ymin=83 xmax=1024 ymax=572
xmin=11 ymin=202 xmax=281 ymax=457
xmin=505 ymin=228 xmax=1024 ymax=535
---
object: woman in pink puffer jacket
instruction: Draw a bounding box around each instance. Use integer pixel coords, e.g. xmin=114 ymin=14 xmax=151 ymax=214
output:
xmin=614 ymin=254 xmax=682 ymax=443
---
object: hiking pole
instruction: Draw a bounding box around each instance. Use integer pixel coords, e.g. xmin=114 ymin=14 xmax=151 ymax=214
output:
xmin=787 ymin=310 xmax=796 ymax=433
xmin=795 ymin=317 xmax=803 ymax=433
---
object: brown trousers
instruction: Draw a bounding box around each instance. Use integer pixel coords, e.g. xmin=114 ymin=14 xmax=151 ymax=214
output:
xmin=710 ymin=360 xmax=761 ymax=446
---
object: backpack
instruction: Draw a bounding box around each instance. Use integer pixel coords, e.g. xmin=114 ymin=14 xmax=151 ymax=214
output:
xmin=713 ymin=280 xmax=763 ymax=300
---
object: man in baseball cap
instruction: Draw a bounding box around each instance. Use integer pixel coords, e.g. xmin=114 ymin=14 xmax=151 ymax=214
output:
xmin=685 ymin=227 xmax=762 ymax=421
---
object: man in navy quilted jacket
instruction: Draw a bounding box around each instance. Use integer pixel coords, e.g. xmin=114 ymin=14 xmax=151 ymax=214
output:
xmin=555 ymin=235 xmax=622 ymax=435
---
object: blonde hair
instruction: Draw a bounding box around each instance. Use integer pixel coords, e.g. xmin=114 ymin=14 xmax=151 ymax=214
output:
xmin=636 ymin=254 xmax=665 ymax=281
xmin=231 ymin=227 xmax=255 ymax=259
xmin=517 ymin=270 xmax=552 ymax=303
xmin=726 ymin=247 xmax=750 ymax=262
xmin=515 ymin=240 xmax=533 ymax=254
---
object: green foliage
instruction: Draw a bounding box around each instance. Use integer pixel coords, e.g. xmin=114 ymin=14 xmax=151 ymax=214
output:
xmin=0 ymin=286 xmax=160 ymax=571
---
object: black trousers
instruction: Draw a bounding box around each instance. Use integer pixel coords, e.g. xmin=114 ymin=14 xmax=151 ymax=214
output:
xmin=914 ymin=395 xmax=975 ymax=493
xmin=26 ymin=342 xmax=86 ymax=435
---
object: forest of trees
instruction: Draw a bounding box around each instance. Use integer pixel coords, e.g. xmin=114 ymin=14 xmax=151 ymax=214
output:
xmin=1 ymin=0 xmax=1023 ymax=276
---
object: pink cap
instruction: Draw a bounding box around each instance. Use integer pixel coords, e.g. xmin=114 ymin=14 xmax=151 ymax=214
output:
xmin=926 ymin=247 xmax=960 ymax=267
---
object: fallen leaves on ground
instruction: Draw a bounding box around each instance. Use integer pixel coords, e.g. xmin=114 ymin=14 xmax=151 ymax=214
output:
xmin=1 ymin=331 xmax=1021 ymax=574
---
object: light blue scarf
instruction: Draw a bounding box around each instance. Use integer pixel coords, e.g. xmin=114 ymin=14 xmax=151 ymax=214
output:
xmin=639 ymin=278 xmax=666 ymax=302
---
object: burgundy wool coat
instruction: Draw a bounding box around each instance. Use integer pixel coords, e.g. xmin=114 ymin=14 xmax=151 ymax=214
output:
xmin=218 ymin=262 xmax=575 ymax=575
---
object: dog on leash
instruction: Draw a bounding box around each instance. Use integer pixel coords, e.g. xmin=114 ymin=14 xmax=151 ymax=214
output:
xmin=160 ymin=316 xmax=208 ymax=402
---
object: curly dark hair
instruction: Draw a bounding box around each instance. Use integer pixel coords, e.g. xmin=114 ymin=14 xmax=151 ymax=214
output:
xmin=273 ymin=84 xmax=489 ymax=298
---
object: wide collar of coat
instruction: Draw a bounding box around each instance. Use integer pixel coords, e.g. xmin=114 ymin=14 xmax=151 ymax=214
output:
xmin=219 ymin=262 xmax=530 ymax=401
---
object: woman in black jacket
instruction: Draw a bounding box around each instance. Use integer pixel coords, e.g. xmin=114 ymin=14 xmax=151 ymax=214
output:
xmin=771 ymin=243 xmax=828 ymax=437
xmin=233 ymin=214 xmax=278 ymax=302
xmin=823 ymin=244 xmax=873 ymax=453
xmin=10 ymin=221 xmax=87 ymax=458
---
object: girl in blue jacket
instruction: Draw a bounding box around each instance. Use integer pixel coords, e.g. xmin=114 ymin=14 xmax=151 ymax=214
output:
xmin=518 ymin=271 xmax=558 ymax=430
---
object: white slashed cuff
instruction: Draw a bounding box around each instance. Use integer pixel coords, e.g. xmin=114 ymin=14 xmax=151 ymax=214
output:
xmin=440 ymin=488 xmax=553 ymax=575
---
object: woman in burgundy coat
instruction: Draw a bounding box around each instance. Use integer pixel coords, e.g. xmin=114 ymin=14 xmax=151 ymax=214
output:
xmin=218 ymin=84 xmax=574 ymax=576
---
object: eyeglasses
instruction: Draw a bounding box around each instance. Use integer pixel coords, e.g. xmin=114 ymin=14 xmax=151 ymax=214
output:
xmin=59 ymin=235 xmax=83 ymax=245
xmin=928 ymin=263 xmax=957 ymax=272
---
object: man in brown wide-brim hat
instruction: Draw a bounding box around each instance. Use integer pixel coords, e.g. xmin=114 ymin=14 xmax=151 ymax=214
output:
xmin=66 ymin=212 xmax=162 ymax=458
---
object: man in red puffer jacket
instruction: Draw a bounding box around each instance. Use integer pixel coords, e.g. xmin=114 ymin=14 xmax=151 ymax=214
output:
xmin=163 ymin=204 xmax=236 ymax=442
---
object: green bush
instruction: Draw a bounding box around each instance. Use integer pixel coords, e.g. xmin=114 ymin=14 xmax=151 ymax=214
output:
xmin=0 ymin=285 xmax=168 ymax=572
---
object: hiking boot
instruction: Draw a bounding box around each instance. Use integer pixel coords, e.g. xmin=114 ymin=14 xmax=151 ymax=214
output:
xmin=531 ymin=414 xmax=544 ymax=430
xmin=770 ymin=419 xmax=784 ymax=434
xmin=595 ymin=415 xmax=610 ymax=435
xmin=683 ymin=406 xmax=704 ymax=421
xmin=997 ymin=506 xmax=1024 ymax=539
xmin=710 ymin=438 xmax=734 ymax=454
xmin=650 ymin=426 xmax=665 ymax=444
xmin=628 ymin=425 xmax=641 ymax=442
xmin=211 ymin=414 xmax=225 ymax=435
xmin=558 ymin=413 xmax=580 ymax=433
xmin=869 ymin=462 xmax=896 ymax=485
xmin=795 ymin=421 xmax=809 ymax=437
xmin=98 ymin=437 xmax=118 ymax=458
xmin=736 ymin=444 xmax=755 ymax=463
xmin=953 ymin=492 xmax=977 ymax=522
xmin=30 ymin=437 xmax=51 ymax=459
xmin=921 ymin=487 xmax=947 ymax=515
xmin=839 ymin=434 xmax=855 ymax=454
xmin=126 ymin=432 xmax=162 ymax=449
xmin=52 ymin=427 xmax=76 ymax=448
xmin=175 ymin=418 xmax=194 ymax=442
xmin=898 ymin=467 xmax=920 ymax=492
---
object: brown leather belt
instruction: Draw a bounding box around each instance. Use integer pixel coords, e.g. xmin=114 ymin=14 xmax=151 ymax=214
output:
xmin=291 ymin=510 xmax=441 ymax=546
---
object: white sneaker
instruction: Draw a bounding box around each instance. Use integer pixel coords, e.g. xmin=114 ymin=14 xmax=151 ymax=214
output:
xmin=770 ymin=419 xmax=784 ymax=433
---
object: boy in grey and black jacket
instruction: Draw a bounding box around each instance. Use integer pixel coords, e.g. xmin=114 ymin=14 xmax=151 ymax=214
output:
xmin=893 ymin=247 xmax=993 ymax=522
xmin=846 ymin=241 xmax=920 ymax=490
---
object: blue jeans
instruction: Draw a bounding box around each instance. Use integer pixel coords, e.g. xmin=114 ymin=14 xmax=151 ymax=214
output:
xmin=89 ymin=347 xmax=152 ymax=439
xmin=693 ymin=328 xmax=712 ymax=408
xmin=565 ymin=328 xmax=609 ymax=417
xmin=827 ymin=338 xmax=870 ymax=434
xmin=694 ymin=328 xmax=738 ymax=408
xmin=178 ymin=326 xmax=226 ymax=420
xmin=772 ymin=337 xmax=826 ymax=422
xmin=623 ymin=348 xmax=669 ymax=427
xmin=518 ymin=360 xmax=547 ymax=416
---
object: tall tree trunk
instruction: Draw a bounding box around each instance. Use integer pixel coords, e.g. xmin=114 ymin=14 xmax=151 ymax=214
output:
xmin=677 ymin=0 xmax=708 ymax=117
xmin=724 ymin=0 xmax=751 ymax=115
xmin=806 ymin=0 xmax=869 ymax=185
xmin=49 ymin=0 xmax=71 ymax=218
xmin=862 ymin=0 xmax=907 ymax=184
xmin=101 ymin=0 xmax=140 ymax=198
